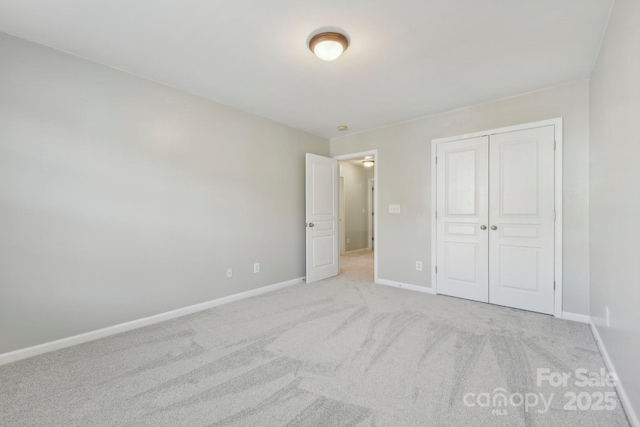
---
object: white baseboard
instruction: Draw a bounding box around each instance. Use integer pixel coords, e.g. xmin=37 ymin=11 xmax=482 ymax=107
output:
xmin=561 ymin=311 xmax=590 ymax=323
xmin=589 ymin=319 xmax=639 ymax=427
xmin=376 ymin=278 xmax=436 ymax=295
xmin=0 ymin=277 xmax=304 ymax=367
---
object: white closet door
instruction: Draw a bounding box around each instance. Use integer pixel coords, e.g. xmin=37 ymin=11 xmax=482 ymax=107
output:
xmin=488 ymin=126 xmax=555 ymax=314
xmin=436 ymin=136 xmax=489 ymax=302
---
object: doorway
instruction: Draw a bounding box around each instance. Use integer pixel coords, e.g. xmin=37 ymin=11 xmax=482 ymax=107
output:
xmin=304 ymin=151 xmax=379 ymax=284
xmin=338 ymin=158 xmax=374 ymax=253
xmin=334 ymin=151 xmax=378 ymax=282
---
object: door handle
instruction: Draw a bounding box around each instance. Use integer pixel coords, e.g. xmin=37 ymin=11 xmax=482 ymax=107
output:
xmin=480 ymin=225 xmax=487 ymax=230
xmin=491 ymin=225 xmax=498 ymax=230
xmin=309 ymin=223 xmax=315 ymax=228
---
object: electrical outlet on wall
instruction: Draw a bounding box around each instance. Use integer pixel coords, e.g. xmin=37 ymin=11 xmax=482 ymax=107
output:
xmin=253 ymin=262 xmax=260 ymax=273
xmin=226 ymin=268 xmax=233 ymax=278
xmin=347 ymin=237 xmax=350 ymax=244
xmin=416 ymin=261 xmax=423 ymax=271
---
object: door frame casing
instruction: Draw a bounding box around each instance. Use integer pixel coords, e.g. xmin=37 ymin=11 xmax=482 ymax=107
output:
xmin=430 ymin=118 xmax=563 ymax=318
xmin=334 ymin=150 xmax=379 ymax=283
xmin=339 ymin=177 xmax=346 ymax=254
xmin=367 ymin=178 xmax=375 ymax=250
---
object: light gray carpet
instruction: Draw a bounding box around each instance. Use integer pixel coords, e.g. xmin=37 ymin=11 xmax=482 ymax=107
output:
xmin=0 ymin=251 xmax=630 ymax=426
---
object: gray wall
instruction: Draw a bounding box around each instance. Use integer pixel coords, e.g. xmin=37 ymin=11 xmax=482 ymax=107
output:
xmin=331 ymin=80 xmax=590 ymax=315
xmin=339 ymin=162 xmax=371 ymax=252
xmin=589 ymin=0 xmax=640 ymax=419
xmin=0 ymin=33 xmax=328 ymax=354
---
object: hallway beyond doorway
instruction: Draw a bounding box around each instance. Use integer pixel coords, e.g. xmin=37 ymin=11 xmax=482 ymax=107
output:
xmin=340 ymin=249 xmax=374 ymax=282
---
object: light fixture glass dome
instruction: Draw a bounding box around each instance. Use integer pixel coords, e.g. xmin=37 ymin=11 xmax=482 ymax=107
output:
xmin=309 ymin=32 xmax=349 ymax=61
xmin=314 ymin=40 xmax=344 ymax=61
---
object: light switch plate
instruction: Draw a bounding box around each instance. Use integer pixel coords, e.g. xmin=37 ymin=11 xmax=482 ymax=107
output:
xmin=389 ymin=204 xmax=401 ymax=214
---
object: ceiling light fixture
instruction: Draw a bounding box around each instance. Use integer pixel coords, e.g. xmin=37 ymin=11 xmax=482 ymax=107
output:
xmin=309 ymin=31 xmax=349 ymax=61
xmin=337 ymin=125 xmax=348 ymax=131
xmin=362 ymin=159 xmax=375 ymax=168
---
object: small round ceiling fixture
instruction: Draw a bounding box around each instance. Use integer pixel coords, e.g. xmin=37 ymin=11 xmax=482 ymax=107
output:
xmin=337 ymin=125 xmax=348 ymax=131
xmin=362 ymin=159 xmax=375 ymax=167
xmin=309 ymin=31 xmax=349 ymax=61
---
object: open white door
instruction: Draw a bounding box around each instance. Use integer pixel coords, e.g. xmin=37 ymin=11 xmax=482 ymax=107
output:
xmin=306 ymin=153 xmax=339 ymax=283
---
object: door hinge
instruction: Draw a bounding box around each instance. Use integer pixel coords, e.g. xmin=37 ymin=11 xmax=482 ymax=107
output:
xmin=554 ymin=281 xmax=556 ymax=290
xmin=435 ymin=156 xmax=438 ymax=164
xmin=554 ymin=140 xmax=557 ymax=151
xmin=435 ymin=266 xmax=438 ymax=274
xmin=435 ymin=211 xmax=438 ymax=219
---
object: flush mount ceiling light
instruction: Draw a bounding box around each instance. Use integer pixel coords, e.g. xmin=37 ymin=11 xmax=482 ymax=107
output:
xmin=362 ymin=159 xmax=375 ymax=167
xmin=337 ymin=125 xmax=348 ymax=131
xmin=309 ymin=31 xmax=349 ymax=61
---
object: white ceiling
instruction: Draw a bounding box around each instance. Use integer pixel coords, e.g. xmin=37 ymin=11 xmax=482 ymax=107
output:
xmin=0 ymin=0 xmax=613 ymax=138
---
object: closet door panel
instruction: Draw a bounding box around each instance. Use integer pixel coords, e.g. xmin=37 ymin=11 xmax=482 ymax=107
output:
xmin=436 ymin=136 xmax=489 ymax=303
xmin=488 ymin=126 xmax=555 ymax=314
